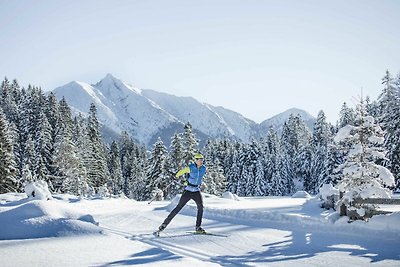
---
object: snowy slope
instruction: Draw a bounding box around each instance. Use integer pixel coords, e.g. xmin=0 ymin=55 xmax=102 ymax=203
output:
xmin=53 ymin=74 xmax=179 ymax=145
xmin=207 ymin=105 xmax=259 ymax=141
xmin=1 ymin=192 xmax=399 ymax=266
xmin=53 ymin=81 xmax=120 ymax=130
xmin=142 ymin=89 xmax=257 ymax=142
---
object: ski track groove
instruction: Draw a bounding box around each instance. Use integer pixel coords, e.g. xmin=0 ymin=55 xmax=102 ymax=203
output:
xmin=130 ymin=233 xmax=240 ymax=265
xmin=101 ymin=226 xmax=240 ymax=265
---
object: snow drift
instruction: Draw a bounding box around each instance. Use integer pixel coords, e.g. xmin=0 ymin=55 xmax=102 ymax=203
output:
xmin=0 ymin=197 xmax=100 ymax=240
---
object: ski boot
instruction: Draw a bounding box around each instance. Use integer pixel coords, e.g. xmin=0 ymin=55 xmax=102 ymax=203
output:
xmin=195 ymin=226 xmax=206 ymax=234
xmin=153 ymin=223 xmax=166 ymax=237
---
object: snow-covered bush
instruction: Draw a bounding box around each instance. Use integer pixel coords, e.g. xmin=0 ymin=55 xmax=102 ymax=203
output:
xmin=334 ymin=101 xmax=395 ymax=219
xmin=318 ymin=184 xmax=339 ymax=209
xmin=24 ymin=180 xmax=52 ymax=200
xmin=96 ymin=184 xmax=110 ymax=198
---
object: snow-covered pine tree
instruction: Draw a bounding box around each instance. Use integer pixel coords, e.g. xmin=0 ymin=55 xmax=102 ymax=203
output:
xmin=0 ymin=107 xmax=17 ymax=193
xmin=181 ymin=122 xmax=198 ymax=165
xmin=307 ymin=110 xmax=332 ymax=194
xmin=119 ymin=132 xmax=134 ymax=197
xmin=129 ymin=154 xmax=147 ymax=200
xmin=254 ymin=157 xmax=271 ymax=196
xmin=338 ymin=102 xmax=356 ymax=128
xmin=203 ymin=158 xmax=226 ymax=196
xmin=335 ymin=98 xmax=395 ymax=218
xmin=85 ymin=103 xmax=108 ymax=190
xmin=54 ymin=129 xmax=86 ymax=195
xmin=225 ymin=147 xmax=241 ymax=194
xmin=280 ymin=115 xmax=311 ymax=194
xmin=365 ymin=96 xmax=379 ymax=119
xmin=34 ymin=109 xmax=53 ymax=188
xmin=22 ymin=135 xmax=36 ymax=181
xmin=265 ymin=126 xmax=282 ymax=195
xmin=165 ymin=133 xmax=185 ymax=198
xmin=145 ymin=137 xmax=168 ymax=200
xmin=378 ymin=70 xmax=400 ymax=190
xmin=107 ymin=141 xmax=123 ymax=195
xmin=247 ymin=140 xmax=262 ymax=196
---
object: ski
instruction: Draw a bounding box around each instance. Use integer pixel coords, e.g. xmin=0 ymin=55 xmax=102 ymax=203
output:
xmin=186 ymin=231 xmax=228 ymax=237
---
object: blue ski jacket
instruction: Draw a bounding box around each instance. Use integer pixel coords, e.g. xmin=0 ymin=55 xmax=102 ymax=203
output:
xmin=176 ymin=163 xmax=206 ymax=192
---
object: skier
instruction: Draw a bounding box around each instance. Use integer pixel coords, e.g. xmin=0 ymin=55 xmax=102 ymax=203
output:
xmin=155 ymin=153 xmax=207 ymax=236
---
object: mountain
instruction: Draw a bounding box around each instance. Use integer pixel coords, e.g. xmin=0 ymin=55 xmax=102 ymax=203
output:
xmin=141 ymin=89 xmax=259 ymax=142
xmin=52 ymin=74 xmax=316 ymax=146
xmin=53 ymin=74 xmax=179 ymax=145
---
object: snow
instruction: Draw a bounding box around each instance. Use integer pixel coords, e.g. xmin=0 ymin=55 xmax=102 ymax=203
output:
xmin=1 ymin=192 xmax=399 ymax=266
xmin=319 ymin=184 xmax=339 ymax=201
xmin=141 ymin=89 xmax=257 ymax=142
xmin=334 ymin=124 xmax=356 ymax=143
xmin=377 ymin=165 xmax=395 ymax=186
xmin=221 ymin=191 xmax=241 ymax=201
xmin=24 ymin=180 xmax=52 ymax=200
xmin=291 ymin=191 xmax=312 ymax=198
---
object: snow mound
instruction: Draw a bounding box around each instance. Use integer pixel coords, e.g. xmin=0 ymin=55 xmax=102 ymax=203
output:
xmin=292 ymin=191 xmax=312 ymax=198
xmin=0 ymin=199 xmax=100 ymax=240
xmin=221 ymin=191 xmax=241 ymax=201
xmin=24 ymin=180 xmax=52 ymax=200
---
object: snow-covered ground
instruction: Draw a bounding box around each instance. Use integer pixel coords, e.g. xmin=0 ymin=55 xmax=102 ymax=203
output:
xmin=1 ymin=192 xmax=399 ymax=267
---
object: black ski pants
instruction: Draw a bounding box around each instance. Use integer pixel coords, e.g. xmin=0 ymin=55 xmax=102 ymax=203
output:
xmin=162 ymin=190 xmax=203 ymax=228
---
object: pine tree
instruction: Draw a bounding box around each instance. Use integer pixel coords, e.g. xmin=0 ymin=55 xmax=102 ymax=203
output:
xmin=182 ymin=122 xmax=198 ymax=165
xmin=265 ymin=127 xmax=281 ymax=195
xmin=85 ymin=103 xmax=108 ymax=190
xmin=165 ymin=133 xmax=185 ymax=198
xmin=378 ymin=70 xmax=400 ymax=190
xmin=145 ymin=138 xmax=168 ymax=200
xmin=225 ymin=148 xmax=241 ymax=194
xmin=107 ymin=141 xmax=123 ymax=195
xmin=280 ymin=115 xmax=311 ymax=194
xmin=0 ymin=107 xmax=17 ymax=193
xmin=335 ymin=99 xmax=395 ymax=218
xmin=307 ymin=110 xmax=332 ymax=194
xmin=34 ymin=109 xmax=53 ymax=188
xmin=338 ymin=102 xmax=356 ymax=128
xmin=203 ymin=158 xmax=226 ymax=195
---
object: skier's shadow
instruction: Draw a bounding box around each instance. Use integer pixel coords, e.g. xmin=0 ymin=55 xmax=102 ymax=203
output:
xmin=97 ymin=247 xmax=181 ymax=266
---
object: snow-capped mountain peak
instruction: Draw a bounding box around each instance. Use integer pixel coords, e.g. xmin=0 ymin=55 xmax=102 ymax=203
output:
xmin=95 ymin=73 xmax=141 ymax=96
xmin=52 ymin=74 xmax=316 ymax=146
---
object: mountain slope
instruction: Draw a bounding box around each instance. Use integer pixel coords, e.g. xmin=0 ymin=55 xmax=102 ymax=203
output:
xmin=141 ymin=89 xmax=258 ymax=142
xmin=53 ymin=74 xmax=179 ymax=145
xmin=52 ymin=74 xmax=316 ymax=146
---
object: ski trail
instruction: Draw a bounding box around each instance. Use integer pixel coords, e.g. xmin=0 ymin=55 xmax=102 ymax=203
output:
xmin=129 ymin=233 xmax=241 ymax=266
xmin=100 ymin=224 xmax=240 ymax=266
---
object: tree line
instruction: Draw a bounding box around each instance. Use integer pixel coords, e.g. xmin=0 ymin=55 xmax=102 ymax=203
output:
xmin=0 ymin=70 xmax=399 ymax=199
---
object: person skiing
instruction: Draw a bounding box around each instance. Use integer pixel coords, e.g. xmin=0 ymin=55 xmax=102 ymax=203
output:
xmin=155 ymin=153 xmax=207 ymax=236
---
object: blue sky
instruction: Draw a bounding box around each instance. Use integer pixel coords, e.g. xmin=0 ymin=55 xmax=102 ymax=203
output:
xmin=1 ymin=0 xmax=399 ymax=123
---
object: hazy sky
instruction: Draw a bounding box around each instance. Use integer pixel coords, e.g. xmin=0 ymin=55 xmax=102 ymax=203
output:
xmin=1 ymin=0 xmax=399 ymax=123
